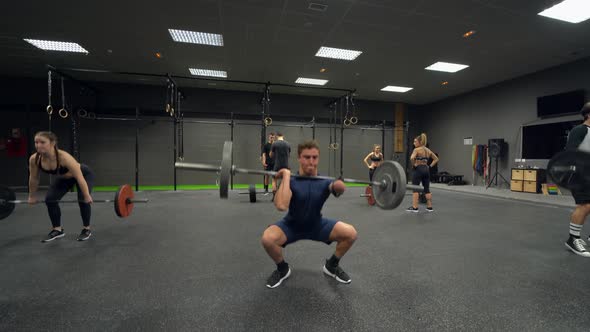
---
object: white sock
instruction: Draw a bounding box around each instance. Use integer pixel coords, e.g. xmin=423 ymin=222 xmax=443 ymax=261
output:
xmin=570 ymin=222 xmax=582 ymax=238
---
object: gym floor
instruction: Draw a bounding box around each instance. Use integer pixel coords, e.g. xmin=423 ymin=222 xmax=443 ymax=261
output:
xmin=1 ymin=187 xmax=589 ymax=331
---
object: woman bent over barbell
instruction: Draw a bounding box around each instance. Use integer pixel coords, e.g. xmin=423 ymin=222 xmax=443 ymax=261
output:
xmin=28 ymin=131 xmax=95 ymax=242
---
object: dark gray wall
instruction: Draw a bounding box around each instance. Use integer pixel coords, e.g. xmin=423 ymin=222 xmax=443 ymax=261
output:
xmin=410 ymin=57 xmax=590 ymax=187
xmin=0 ymin=77 xmax=410 ymax=187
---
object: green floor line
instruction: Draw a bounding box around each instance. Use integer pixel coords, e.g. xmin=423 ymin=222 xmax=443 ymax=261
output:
xmin=92 ymin=183 xmax=368 ymax=191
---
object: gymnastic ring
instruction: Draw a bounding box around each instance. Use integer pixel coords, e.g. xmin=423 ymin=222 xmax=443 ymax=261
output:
xmin=58 ymin=108 xmax=68 ymax=119
xmin=343 ymin=118 xmax=352 ymax=127
xmin=165 ymin=104 xmax=171 ymax=113
xmin=170 ymin=108 xmax=175 ymax=117
xmin=264 ymin=117 xmax=273 ymax=126
xmin=46 ymin=105 xmax=53 ymax=115
xmin=350 ymin=117 xmax=358 ymax=125
xmin=77 ymin=109 xmax=88 ymax=118
xmin=88 ymin=112 xmax=96 ymax=120
xmin=332 ymin=142 xmax=339 ymax=150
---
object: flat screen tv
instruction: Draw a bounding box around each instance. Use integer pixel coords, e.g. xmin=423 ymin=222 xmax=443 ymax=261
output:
xmin=537 ymin=90 xmax=585 ymax=118
xmin=522 ymin=120 xmax=580 ymax=159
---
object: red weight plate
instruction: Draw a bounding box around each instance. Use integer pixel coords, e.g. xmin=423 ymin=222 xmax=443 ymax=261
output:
xmin=365 ymin=186 xmax=375 ymax=206
xmin=115 ymin=184 xmax=134 ymax=218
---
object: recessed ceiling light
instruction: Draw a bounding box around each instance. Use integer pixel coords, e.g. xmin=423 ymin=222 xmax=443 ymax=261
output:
xmin=538 ymin=0 xmax=590 ymax=23
xmin=189 ymin=68 xmax=227 ymax=78
xmin=381 ymin=86 xmax=413 ymax=93
xmin=295 ymin=77 xmax=328 ymax=86
xmin=320 ymin=68 xmax=327 ymax=73
xmin=23 ymin=39 xmax=89 ymax=53
xmin=462 ymin=30 xmax=476 ymax=38
xmin=169 ymin=29 xmax=224 ymax=46
xmin=441 ymin=81 xmax=449 ymax=85
xmin=155 ymin=52 xmax=163 ymax=58
xmin=425 ymin=61 xmax=469 ymax=73
xmin=315 ymin=46 xmax=362 ymax=61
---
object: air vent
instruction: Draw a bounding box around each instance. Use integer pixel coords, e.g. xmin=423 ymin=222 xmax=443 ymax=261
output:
xmin=308 ymin=3 xmax=328 ymax=12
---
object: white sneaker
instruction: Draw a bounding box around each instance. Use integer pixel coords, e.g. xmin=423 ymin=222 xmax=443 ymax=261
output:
xmin=565 ymin=238 xmax=590 ymax=258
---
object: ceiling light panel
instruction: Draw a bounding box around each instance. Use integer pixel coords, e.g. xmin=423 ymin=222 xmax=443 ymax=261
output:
xmin=169 ymin=29 xmax=224 ymax=46
xmin=381 ymin=86 xmax=413 ymax=93
xmin=315 ymin=46 xmax=362 ymax=60
xmin=538 ymin=0 xmax=590 ymax=23
xmin=189 ymin=68 xmax=227 ymax=78
xmin=23 ymin=39 xmax=89 ymax=53
xmin=295 ymin=77 xmax=328 ymax=85
xmin=425 ymin=62 xmax=469 ymax=73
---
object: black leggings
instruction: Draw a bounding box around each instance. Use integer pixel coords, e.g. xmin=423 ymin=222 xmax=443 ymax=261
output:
xmin=411 ymin=165 xmax=430 ymax=194
xmin=46 ymin=164 xmax=95 ymax=228
xmin=369 ymin=167 xmax=376 ymax=181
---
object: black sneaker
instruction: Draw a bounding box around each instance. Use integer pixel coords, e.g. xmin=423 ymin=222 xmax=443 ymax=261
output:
xmin=426 ymin=207 xmax=434 ymax=212
xmin=323 ymin=261 xmax=352 ymax=284
xmin=266 ymin=267 xmax=291 ymax=288
xmin=565 ymin=237 xmax=590 ymax=258
xmin=41 ymin=229 xmax=65 ymax=243
xmin=77 ymin=229 xmax=92 ymax=241
xmin=406 ymin=206 xmax=419 ymax=213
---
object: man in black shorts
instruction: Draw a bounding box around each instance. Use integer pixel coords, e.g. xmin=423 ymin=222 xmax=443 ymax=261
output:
xmin=261 ymin=140 xmax=358 ymax=288
xmin=261 ymin=132 xmax=275 ymax=193
xmin=564 ymin=102 xmax=590 ymax=257
xmin=269 ymin=132 xmax=290 ymax=194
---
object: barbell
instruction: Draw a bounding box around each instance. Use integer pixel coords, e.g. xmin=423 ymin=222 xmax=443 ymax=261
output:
xmin=547 ymin=149 xmax=590 ymax=191
xmin=0 ymin=184 xmax=148 ymax=221
xmin=175 ymin=141 xmax=424 ymax=210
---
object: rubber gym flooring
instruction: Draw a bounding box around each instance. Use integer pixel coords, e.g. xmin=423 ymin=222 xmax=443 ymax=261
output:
xmin=1 ymin=187 xmax=589 ymax=331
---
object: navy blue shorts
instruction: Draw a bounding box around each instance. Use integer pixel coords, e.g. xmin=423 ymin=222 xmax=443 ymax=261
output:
xmin=273 ymin=218 xmax=338 ymax=247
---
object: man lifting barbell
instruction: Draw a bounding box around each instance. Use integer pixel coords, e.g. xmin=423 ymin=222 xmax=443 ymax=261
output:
xmin=28 ymin=131 xmax=95 ymax=242
xmin=175 ymin=140 xmax=426 ymax=287
xmin=261 ymin=140 xmax=357 ymax=288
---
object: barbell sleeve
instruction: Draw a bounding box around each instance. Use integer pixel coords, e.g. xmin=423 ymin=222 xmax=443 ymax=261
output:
xmin=175 ymin=162 xmax=221 ymax=172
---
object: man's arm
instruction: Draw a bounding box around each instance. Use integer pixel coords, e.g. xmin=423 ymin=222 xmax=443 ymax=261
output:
xmin=274 ymin=169 xmax=292 ymax=211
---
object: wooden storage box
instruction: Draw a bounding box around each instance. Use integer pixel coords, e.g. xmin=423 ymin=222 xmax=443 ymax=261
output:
xmin=511 ymin=169 xmax=524 ymax=181
xmin=523 ymin=181 xmax=538 ymax=193
xmin=511 ymin=180 xmax=523 ymax=192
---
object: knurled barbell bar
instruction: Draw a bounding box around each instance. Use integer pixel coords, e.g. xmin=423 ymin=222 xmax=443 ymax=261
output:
xmin=0 ymin=184 xmax=148 ymax=221
xmin=175 ymin=141 xmax=424 ymax=210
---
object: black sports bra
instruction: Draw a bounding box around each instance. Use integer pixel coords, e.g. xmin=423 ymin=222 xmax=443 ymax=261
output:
xmin=370 ymin=154 xmax=383 ymax=162
xmin=37 ymin=154 xmax=69 ymax=175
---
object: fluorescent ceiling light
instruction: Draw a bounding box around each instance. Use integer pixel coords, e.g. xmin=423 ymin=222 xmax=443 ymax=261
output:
xmin=425 ymin=61 xmax=469 ymax=73
xmin=189 ymin=68 xmax=227 ymax=78
xmin=295 ymin=77 xmax=328 ymax=86
xmin=538 ymin=0 xmax=590 ymax=23
xmin=23 ymin=39 xmax=88 ymax=53
xmin=381 ymin=86 xmax=413 ymax=93
xmin=169 ymin=29 xmax=224 ymax=46
xmin=315 ymin=46 xmax=362 ymax=60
